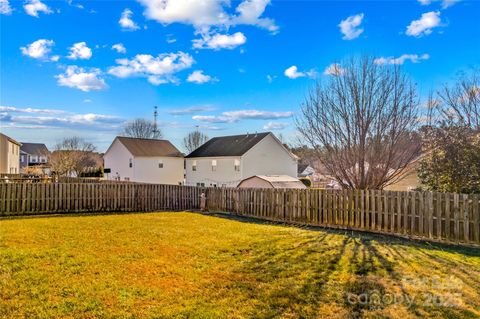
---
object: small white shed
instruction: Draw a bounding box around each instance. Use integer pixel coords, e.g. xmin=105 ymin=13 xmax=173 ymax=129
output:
xmin=237 ymin=175 xmax=307 ymax=189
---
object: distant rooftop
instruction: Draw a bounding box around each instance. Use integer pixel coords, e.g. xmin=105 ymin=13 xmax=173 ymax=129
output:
xmin=115 ymin=136 xmax=183 ymax=157
xmin=185 ymin=132 xmax=270 ymax=158
xmin=21 ymin=143 xmax=49 ymax=156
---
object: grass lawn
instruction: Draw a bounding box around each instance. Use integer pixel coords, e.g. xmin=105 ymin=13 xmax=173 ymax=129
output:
xmin=1 ymin=212 xmax=479 ymax=319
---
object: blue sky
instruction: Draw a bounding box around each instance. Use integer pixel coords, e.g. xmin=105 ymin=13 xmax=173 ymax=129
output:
xmin=1 ymin=0 xmax=479 ymax=152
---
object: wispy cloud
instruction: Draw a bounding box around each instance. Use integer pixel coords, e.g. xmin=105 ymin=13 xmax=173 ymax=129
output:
xmin=56 ymin=66 xmax=107 ymax=92
xmin=374 ymin=53 xmax=430 ymax=65
xmin=187 ymin=70 xmax=218 ymax=84
xmin=20 ymin=39 xmax=59 ymax=61
xmin=263 ymin=122 xmax=288 ymax=130
xmin=0 ymin=105 xmax=65 ymax=114
xmin=193 ymin=109 xmax=294 ymax=123
xmin=168 ymin=105 xmax=215 ymax=115
xmin=0 ymin=105 xmax=124 ymax=131
xmin=323 ymin=63 xmax=345 ymax=76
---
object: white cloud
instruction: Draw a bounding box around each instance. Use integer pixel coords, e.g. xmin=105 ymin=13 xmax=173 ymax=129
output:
xmin=108 ymin=51 xmax=194 ymax=85
xmin=187 ymin=70 xmax=217 ymax=84
xmin=112 ymin=43 xmax=126 ymax=54
xmin=374 ymin=53 xmax=430 ymax=65
xmin=284 ymin=66 xmax=317 ymax=79
xmin=20 ymin=39 xmax=57 ymax=61
xmin=192 ymin=32 xmax=246 ymax=50
xmin=323 ymin=63 xmax=345 ymax=76
xmin=1 ymin=0 xmax=12 ymax=15
xmin=232 ymin=0 xmax=279 ymax=33
xmin=263 ymin=122 xmax=288 ymax=130
xmin=23 ymin=0 xmax=52 ymax=17
xmin=339 ymin=13 xmax=364 ymax=40
xmin=193 ymin=110 xmax=293 ymax=123
xmin=417 ymin=0 xmax=461 ymax=9
xmin=67 ymin=42 xmax=92 ymax=60
xmin=406 ymin=11 xmax=442 ymax=37
xmin=137 ymin=0 xmax=277 ymax=37
xmin=119 ymin=8 xmax=140 ymax=31
xmin=56 ymin=66 xmax=107 ymax=92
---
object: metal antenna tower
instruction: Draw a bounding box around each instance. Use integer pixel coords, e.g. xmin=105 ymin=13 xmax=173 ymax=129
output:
xmin=153 ymin=106 xmax=160 ymax=136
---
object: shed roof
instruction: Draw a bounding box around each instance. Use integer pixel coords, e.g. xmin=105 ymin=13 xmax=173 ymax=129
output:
xmin=238 ymin=175 xmax=307 ymax=189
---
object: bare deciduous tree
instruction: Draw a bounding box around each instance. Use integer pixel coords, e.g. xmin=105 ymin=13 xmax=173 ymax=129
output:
xmin=436 ymin=69 xmax=480 ymax=129
xmin=296 ymin=56 xmax=421 ymax=190
xmin=121 ymin=118 xmax=162 ymax=139
xmin=183 ymin=130 xmax=208 ymax=153
xmin=49 ymin=137 xmax=99 ymax=177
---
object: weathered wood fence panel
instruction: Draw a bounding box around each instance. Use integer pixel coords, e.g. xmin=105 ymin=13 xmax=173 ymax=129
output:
xmin=0 ymin=183 xmax=201 ymax=215
xmin=1 ymin=183 xmax=479 ymax=246
xmin=204 ymin=188 xmax=480 ymax=246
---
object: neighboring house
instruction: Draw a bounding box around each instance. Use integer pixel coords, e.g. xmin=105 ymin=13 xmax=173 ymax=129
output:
xmin=298 ymin=164 xmax=316 ymax=178
xmin=185 ymin=132 xmax=298 ymax=187
xmin=384 ymin=160 xmax=421 ymax=191
xmin=0 ymin=133 xmax=21 ymax=174
xmin=20 ymin=143 xmax=49 ymax=168
xmin=237 ymin=175 xmax=307 ymax=189
xmin=103 ymin=136 xmax=184 ymax=184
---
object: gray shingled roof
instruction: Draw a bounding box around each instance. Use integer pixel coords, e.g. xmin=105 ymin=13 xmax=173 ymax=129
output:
xmin=117 ymin=136 xmax=183 ymax=157
xmin=185 ymin=132 xmax=270 ymax=158
xmin=20 ymin=143 xmax=49 ymax=156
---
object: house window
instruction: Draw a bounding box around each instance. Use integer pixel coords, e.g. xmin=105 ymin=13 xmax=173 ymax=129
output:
xmin=234 ymin=159 xmax=240 ymax=172
xmin=158 ymin=160 xmax=164 ymax=168
xmin=129 ymin=158 xmax=133 ymax=168
xmin=192 ymin=160 xmax=197 ymax=171
xmin=21 ymin=155 xmax=25 ymax=162
xmin=212 ymin=160 xmax=217 ymax=171
xmin=196 ymin=182 xmax=205 ymax=187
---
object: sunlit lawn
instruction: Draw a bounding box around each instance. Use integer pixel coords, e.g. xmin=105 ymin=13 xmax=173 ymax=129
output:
xmin=1 ymin=212 xmax=479 ymax=319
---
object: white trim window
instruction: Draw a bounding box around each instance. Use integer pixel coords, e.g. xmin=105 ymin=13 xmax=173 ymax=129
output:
xmin=158 ymin=160 xmax=164 ymax=168
xmin=212 ymin=159 xmax=217 ymax=171
xmin=192 ymin=160 xmax=197 ymax=171
xmin=129 ymin=158 xmax=133 ymax=168
xmin=234 ymin=159 xmax=240 ymax=172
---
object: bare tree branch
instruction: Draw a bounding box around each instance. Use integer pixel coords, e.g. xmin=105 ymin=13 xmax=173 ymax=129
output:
xmin=183 ymin=130 xmax=208 ymax=153
xmin=296 ymin=56 xmax=421 ymax=190
xmin=121 ymin=118 xmax=162 ymax=139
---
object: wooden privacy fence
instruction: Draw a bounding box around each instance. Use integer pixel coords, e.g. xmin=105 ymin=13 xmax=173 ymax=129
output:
xmin=0 ymin=183 xmax=479 ymax=246
xmin=0 ymin=183 xmax=202 ymax=214
xmin=204 ymin=188 xmax=480 ymax=246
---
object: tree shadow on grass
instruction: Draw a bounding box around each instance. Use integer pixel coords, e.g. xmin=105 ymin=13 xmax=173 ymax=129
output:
xmin=205 ymin=212 xmax=480 ymax=319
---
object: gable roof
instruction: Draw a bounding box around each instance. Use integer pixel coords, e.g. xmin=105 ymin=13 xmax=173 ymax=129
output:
xmin=0 ymin=133 xmax=21 ymax=146
xmin=114 ymin=136 xmax=183 ymax=157
xmin=185 ymin=132 xmax=270 ymax=158
xmin=21 ymin=143 xmax=49 ymax=156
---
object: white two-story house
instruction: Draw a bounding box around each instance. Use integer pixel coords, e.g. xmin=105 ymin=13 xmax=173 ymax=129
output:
xmin=185 ymin=132 xmax=298 ymax=187
xmin=103 ymin=136 xmax=184 ymax=184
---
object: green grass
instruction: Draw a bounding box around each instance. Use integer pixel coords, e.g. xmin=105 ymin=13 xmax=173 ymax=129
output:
xmin=1 ymin=212 xmax=479 ymax=319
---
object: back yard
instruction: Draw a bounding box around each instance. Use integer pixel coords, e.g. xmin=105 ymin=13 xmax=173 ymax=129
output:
xmin=1 ymin=212 xmax=479 ymax=319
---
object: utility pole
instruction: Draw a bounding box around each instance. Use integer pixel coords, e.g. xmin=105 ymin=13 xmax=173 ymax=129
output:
xmin=153 ymin=106 xmax=160 ymax=137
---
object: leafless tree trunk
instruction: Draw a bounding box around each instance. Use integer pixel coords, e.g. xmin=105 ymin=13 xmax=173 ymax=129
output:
xmin=49 ymin=137 xmax=98 ymax=177
xmin=121 ymin=118 xmax=162 ymax=139
xmin=296 ymin=56 xmax=421 ymax=190
xmin=183 ymin=130 xmax=208 ymax=153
